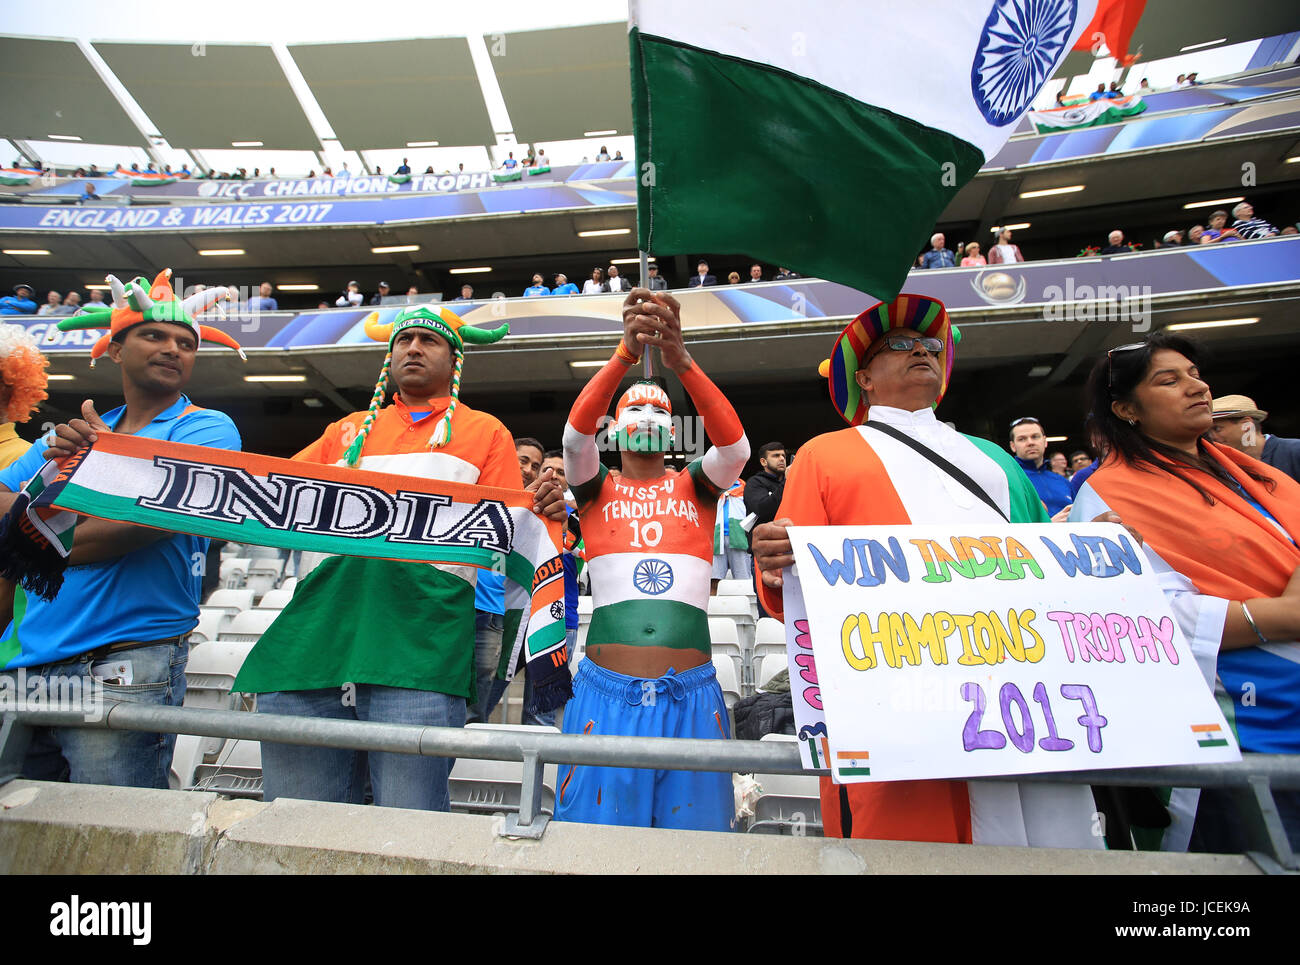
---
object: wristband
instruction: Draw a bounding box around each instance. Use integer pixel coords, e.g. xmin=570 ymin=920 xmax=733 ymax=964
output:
xmin=614 ymin=341 xmax=640 ymax=365
xmin=1240 ymin=601 xmax=1270 ymax=645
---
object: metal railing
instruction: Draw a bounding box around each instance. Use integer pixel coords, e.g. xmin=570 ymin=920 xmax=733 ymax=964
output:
xmin=1 ymin=700 xmax=1296 ymax=870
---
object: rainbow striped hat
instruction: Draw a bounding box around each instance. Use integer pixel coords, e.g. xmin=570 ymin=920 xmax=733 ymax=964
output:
xmin=826 ymin=294 xmax=958 ymax=425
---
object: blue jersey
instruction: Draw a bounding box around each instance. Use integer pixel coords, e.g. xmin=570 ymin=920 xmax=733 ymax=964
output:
xmin=0 ymin=396 xmax=241 ymax=669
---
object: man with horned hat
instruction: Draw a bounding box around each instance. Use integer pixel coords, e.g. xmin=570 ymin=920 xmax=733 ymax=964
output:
xmin=232 ymin=304 xmax=567 ymax=811
xmin=557 ymin=289 xmax=749 ymax=830
xmin=0 ymin=269 xmax=242 ymax=788
xmin=752 ymin=293 xmax=1101 ymax=848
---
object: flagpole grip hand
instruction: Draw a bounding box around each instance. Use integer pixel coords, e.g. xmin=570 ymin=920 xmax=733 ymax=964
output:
xmin=43 ymin=400 xmax=109 ymax=461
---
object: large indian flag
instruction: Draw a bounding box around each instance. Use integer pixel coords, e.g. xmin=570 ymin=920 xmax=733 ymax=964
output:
xmin=629 ymin=0 xmax=1096 ymax=301
xmin=1029 ymin=94 xmax=1145 ymax=133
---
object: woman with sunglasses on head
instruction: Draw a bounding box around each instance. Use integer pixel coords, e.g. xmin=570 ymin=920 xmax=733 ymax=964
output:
xmin=1070 ymin=332 xmax=1300 ymax=852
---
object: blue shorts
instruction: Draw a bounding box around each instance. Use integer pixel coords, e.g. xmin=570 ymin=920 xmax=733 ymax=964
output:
xmin=555 ymin=660 xmax=735 ymax=832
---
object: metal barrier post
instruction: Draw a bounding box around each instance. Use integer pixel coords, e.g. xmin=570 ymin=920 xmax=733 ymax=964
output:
xmin=502 ymin=749 xmax=548 ymax=839
xmin=0 ymin=713 xmax=34 ymax=785
xmin=1240 ymin=775 xmax=1298 ymax=872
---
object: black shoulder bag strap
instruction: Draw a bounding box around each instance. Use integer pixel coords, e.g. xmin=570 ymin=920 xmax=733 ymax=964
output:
xmin=864 ymin=421 xmax=1010 ymax=523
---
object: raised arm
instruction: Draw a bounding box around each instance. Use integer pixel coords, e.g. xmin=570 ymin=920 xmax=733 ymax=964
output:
xmin=562 ymin=343 xmax=635 ymax=502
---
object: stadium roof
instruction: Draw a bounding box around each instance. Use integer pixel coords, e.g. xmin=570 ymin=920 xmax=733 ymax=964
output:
xmin=289 ymin=39 xmax=495 ymax=150
xmin=489 ymin=23 xmax=633 ymax=143
xmin=93 ymin=42 xmax=320 ymax=151
xmin=0 ymin=37 xmax=147 ymax=146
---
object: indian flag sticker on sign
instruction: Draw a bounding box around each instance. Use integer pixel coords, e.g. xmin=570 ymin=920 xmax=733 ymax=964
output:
xmin=835 ymin=751 xmax=871 ymax=778
xmin=1192 ymin=723 xmax=1229 ymax=748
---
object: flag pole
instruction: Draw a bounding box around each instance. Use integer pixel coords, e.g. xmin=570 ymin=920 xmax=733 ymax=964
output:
xmin=639 ymin=248 xmax=656 ymax=379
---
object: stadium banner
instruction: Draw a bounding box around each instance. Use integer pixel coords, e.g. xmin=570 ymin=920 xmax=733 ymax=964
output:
xmin=16 ymin=235 xmax=1300 ymax=353
xmin=0 ymin=178 xmax=635 ymax=234
xmin=16 ymin=162 xmax=633 ymax=200
xmin=785 ymin=523 xmax=1238 ymax=783
xmin=2 ymin=433 xmax=568 ymax=693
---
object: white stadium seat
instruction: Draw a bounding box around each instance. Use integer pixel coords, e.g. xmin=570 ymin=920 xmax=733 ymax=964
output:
xmin=220 ymin=557 xmax=251 ymax=589
xmin=707 ymin=595 xmax=756 ymax=652
xmin=711 ymin=655 xmax=741 ymax=710
xmin=708 ymin=618 xmax=744 ymax=694
xmin=191 ymin=739 xmax=264 ymax=799
xmin=753 ymin=617 xmax=787 ymax=663
xmin=245 ymin=557 xmax=286 ymax=600
xmin=756 ymin=653 xmax=786 ymax=691
xmin=715 ymin=578 xmax=755 ymax=600
xmin=255 ymin=587 xmax=295 ymax=610
xmin=747 ymin=734 xmax=823 ymax=835
xmin=218 ymin=608 xmax=281 ymax=642
xmin=452 ymin=724 xmax=560 ymax=816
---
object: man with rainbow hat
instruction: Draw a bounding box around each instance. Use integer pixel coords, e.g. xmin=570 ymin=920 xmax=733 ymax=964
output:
xmin=753 ymin=293 xmax=1101 ymax=849
xmin=557 ymin=288 xmax=749 ymax=830
xmin=0 ymin=268 xmax=242 ymax=788
xmin=233 ymin=304 xmax=566 ymax=811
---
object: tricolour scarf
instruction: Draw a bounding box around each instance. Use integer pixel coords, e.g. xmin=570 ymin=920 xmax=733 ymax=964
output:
xmin=0 ymin=432 xmax=571 ymax=707
xmin=1085 ymin=442 xmax=1300 ymax=602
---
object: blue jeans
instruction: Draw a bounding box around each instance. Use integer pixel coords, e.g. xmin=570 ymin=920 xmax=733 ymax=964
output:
xmin=258 ymin=685 xmax=466 ymax=811
xmin=468 ymin=610 xmax=504 ymax=724
xmin=5 ymin=640 xmax=187 ymax=789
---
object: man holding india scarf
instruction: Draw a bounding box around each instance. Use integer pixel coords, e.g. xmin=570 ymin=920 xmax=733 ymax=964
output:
xmin=231 ymin=305 xmax=566 ymax=811
xmin=0 ymin=269 xmax=241 ymax=789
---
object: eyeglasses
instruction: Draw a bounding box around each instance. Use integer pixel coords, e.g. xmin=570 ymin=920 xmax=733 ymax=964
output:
xmin=865 ymin=335 xmax=943 ymax=363
xmin=1107 ymin=342 xmax=1145 ymax=389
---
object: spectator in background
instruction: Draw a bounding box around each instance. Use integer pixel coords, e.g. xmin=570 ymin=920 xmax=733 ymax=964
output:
xmin=369 ymin=281 xmax=391 ymax=305
xmin=1009 ymin=417 xmax=1072 ymax=518
xmin=247 ymin=282 xmax=278 ymax=312
xmin=52 ymin=292 xmax=81 ymax=316
xmin=749 ymin=264 xmax=764 ymax=282
xmin=920 ymin=233 xmax=956 ymax=269
xmin=774 ymin=267 xmax=800 ymax=280
xmin=688 ymin=260 xmax=717 ymax=288
xmin=1231 ymin=201 xmax=1278 ymax=240
xmin=1054 ymin=91 xmax=1068 ymax=107
xmin=596 ymin=145 xmax=611 ymax=161
xmin=613 ymin=150 xmax=624 ymax=160
xmin=1101 ymin=229 xmax=1128 ymax=254
xmin=523 ymin=274 xmax=551 ymax=297
xmin=453 ymin=284 xmax=474 ymax=302
xmin=713 ymin=479 xmax=750 ymax=588
xmin=645 ymin=265 xmax=668 ymax=291
xmin=37 ymin=291 xmax=62 ymax=316
xmin=502 ymin=153 xmax=517 ymax=171
xmin=1201 ymin=210 xmax=1238 ymax=243
xmin=1089 ymin=83 xmax=1107 ymax=101
xmin=268 ymin=168 xmax=278 ymax=178
xmin=1069 ymin=450 xmax=1092 ymax=475
xmin=0 ymin=285 xmax=37 ymax=316
xmin=727 ymin=271 xmax=741 ymax=284
xmin=0 ymin=323 xmax=49 ymax=469
xmin=744 ymin=440 xmax=787 ymax=616
xmin=79 ymin=182 xmax=100 ymax=203
xmin=1186 ymin=72 xmax=1200 ymax=86
xmin=396 ymin=158 xmax=411 ymax=176
xmin=335 ymin=281 xmax=364 ymax=308
xmin=424 ymin=166 xmax=434 ymax=175
xmin=553 ymin=273 xmax=580 ymax=295
xmin=1106 ymin=81 xmax=1122 ymax=99
xmin=1161 ymin=230 xmax=1184 ymax=247
xmin=317 ymin=300 xmax=331 ymax=309
xmin=1208 ymin=394 xmax=1300 ymax=483
xmin=961 ymin=242 xmax=986 ymax=266
xmin=252 ymin=168 xmax=260 ymax=178
xmin=1138 ymin=78 xmax=1152 ymax=92
xmin=583 ymin=268 xmax=608 ymax=295
xmin=1175 ymin=73 xmax=1189 ymax=88
xmin=606 ymin=265 xmax=631 ymax=293
xmin=87 ymin=289 xmax=105 ymax=305
xmin=1049 ymin=451 xmax=1069 ymax=476
xmin=536 ymin=149 xmax=549 ymax=167
xmin=988 ymin=227 xmax=1025 ymax=263
xmin=1188 ymin=225 xmax=1205 ymax=244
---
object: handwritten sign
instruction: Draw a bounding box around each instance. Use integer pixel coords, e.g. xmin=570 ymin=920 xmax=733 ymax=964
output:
xmin=785 ymin=523 xmax=1239 ymax=782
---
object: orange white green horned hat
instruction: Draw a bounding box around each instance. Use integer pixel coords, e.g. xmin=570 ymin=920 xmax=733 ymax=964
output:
xmin=55 ymin=269 xmax=245 ymax=366
xmin=346 ymin=304 xmax=509 ymax=466
xmin=824 ymin=293 xmax=960 ymax=423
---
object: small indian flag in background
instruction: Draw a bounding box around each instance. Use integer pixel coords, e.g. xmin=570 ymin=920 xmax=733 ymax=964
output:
xmin=1192 ymin=723 xmax=1228 ymax=748
xmin=835 ymin=751 xmax=871 ymax=777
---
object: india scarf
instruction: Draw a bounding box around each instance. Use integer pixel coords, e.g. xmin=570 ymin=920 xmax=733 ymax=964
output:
xmin=0 ymin=432 xmax=572 ymax=706
xmin=1085 ymin=442 xmax=1300 ymax=601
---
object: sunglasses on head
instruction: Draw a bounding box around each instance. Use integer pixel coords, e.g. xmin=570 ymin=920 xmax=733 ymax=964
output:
xmin=1010 ymin=416 xmax=1039 ymax=429
xmin=1107 ymin=342 xmax=1146 ymax=389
